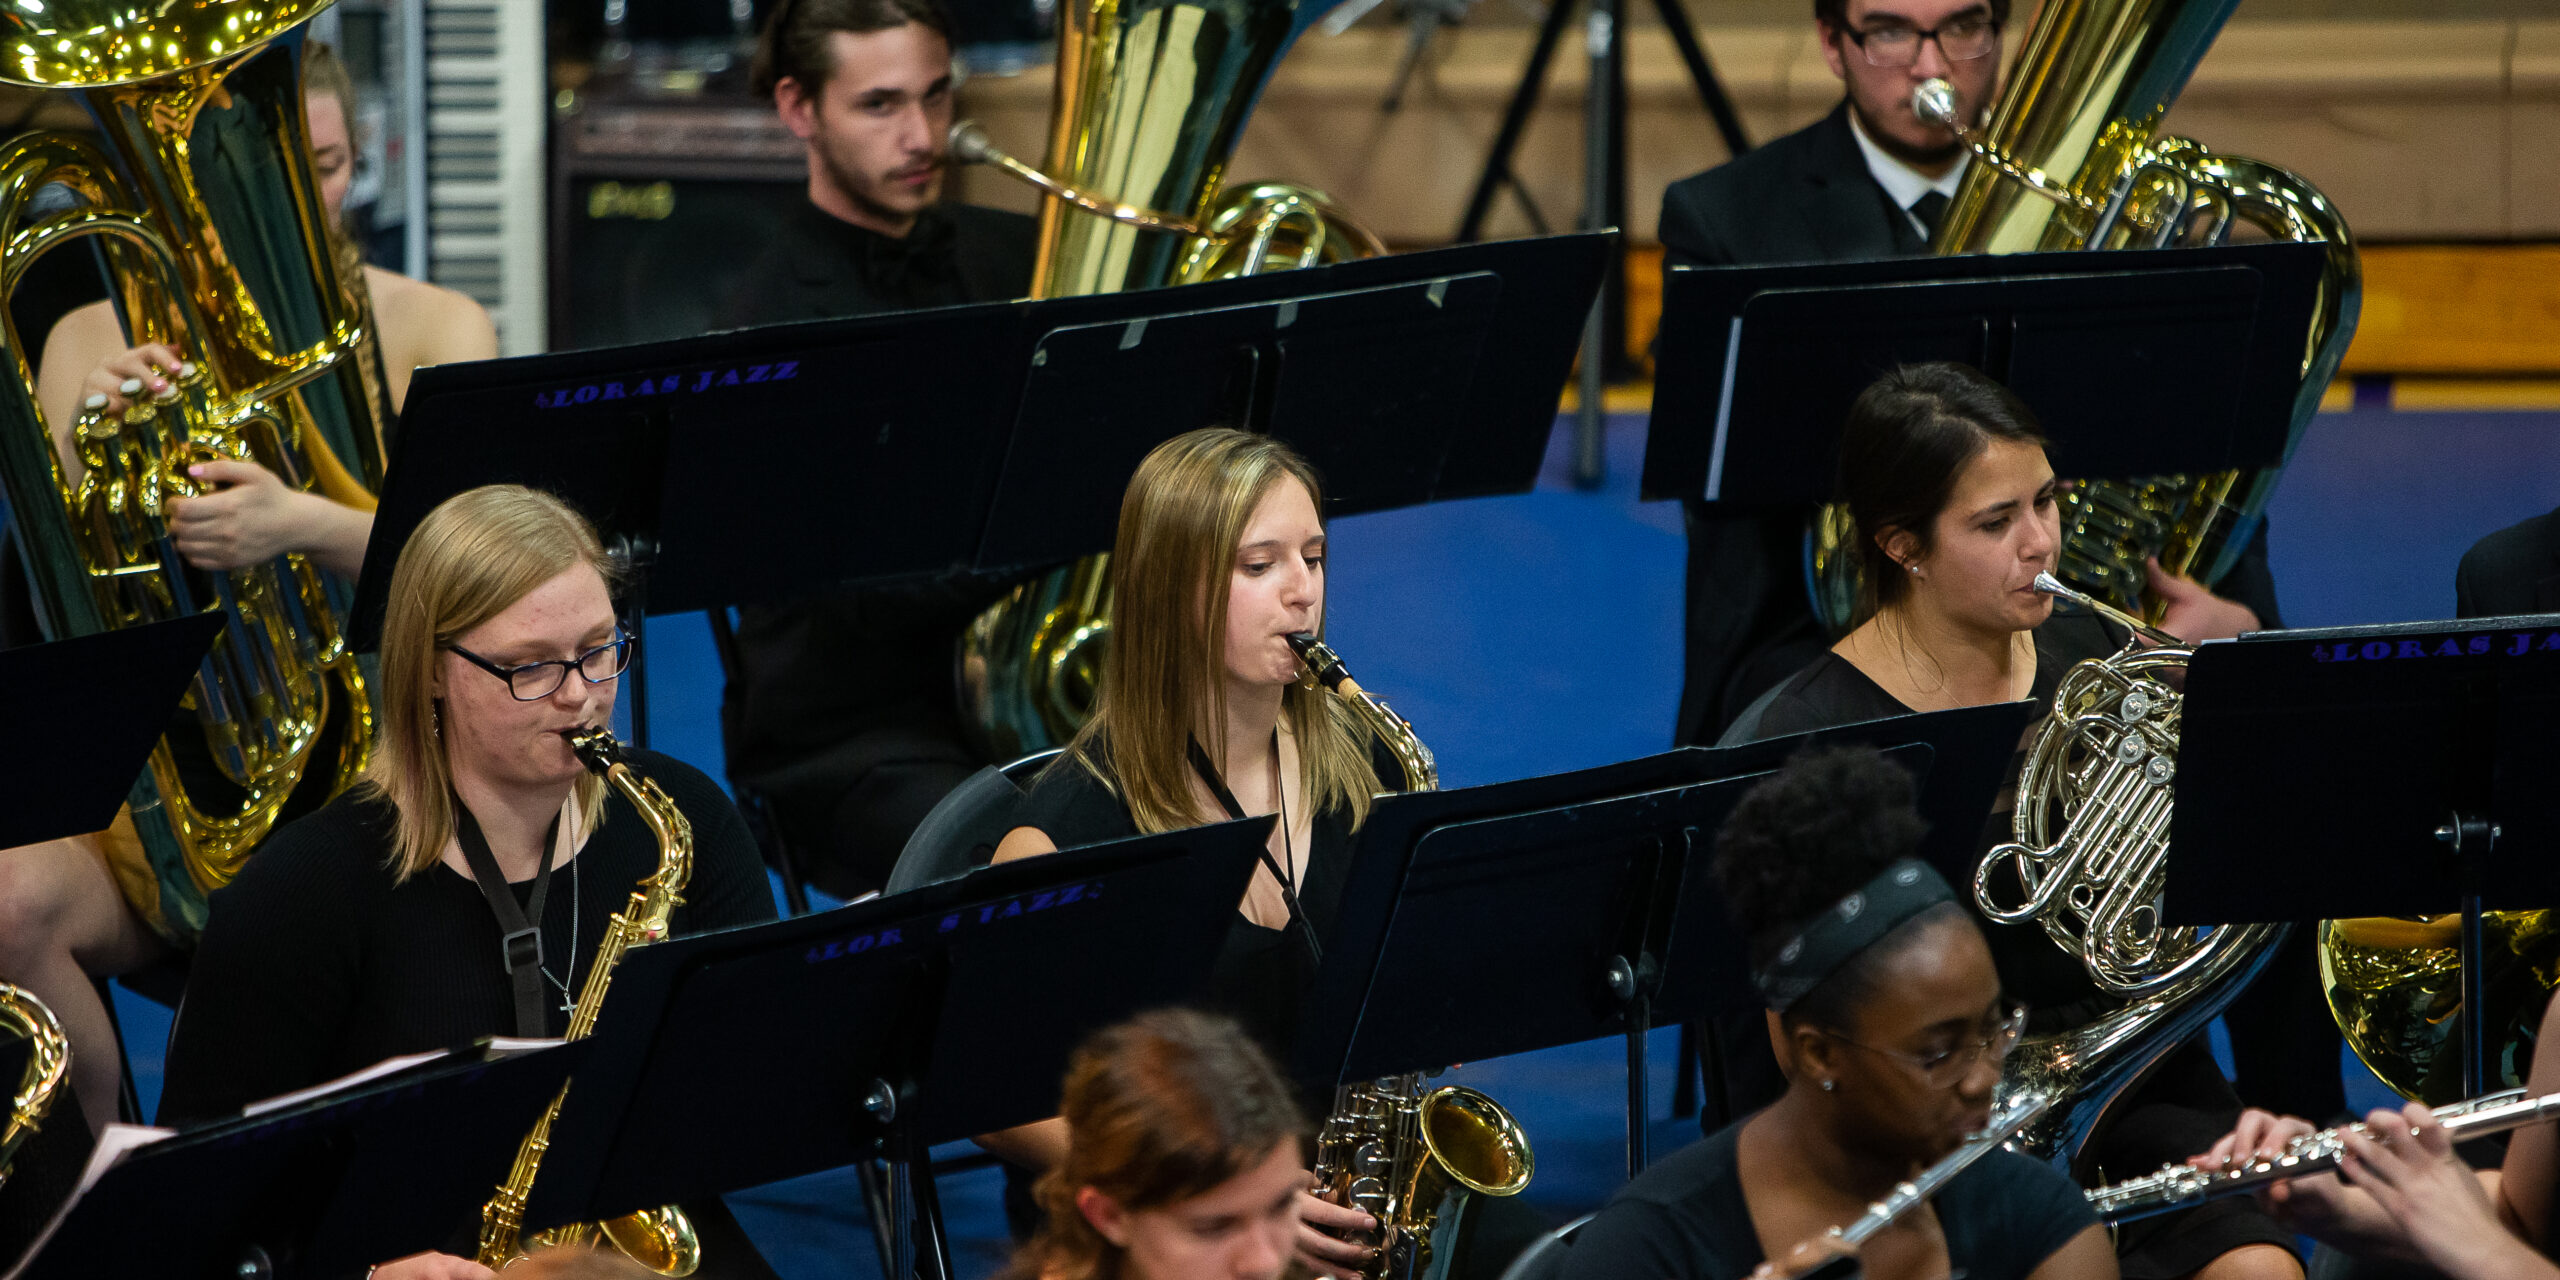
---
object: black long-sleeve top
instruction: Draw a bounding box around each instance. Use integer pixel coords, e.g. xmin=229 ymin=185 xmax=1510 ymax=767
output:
xmin=159 ymin=750 xmax=775 ymax=1128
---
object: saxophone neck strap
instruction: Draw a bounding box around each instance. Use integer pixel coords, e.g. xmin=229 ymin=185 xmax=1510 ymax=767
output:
xmin=1186 ymin=733 xmax=1324 ymax=965
xmin=454 ymin=797 xmax=566 ymax=1039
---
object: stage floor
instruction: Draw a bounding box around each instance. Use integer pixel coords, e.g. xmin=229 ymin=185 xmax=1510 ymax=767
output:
xmin=107 ymin=402 xmax=2552 ymax=1275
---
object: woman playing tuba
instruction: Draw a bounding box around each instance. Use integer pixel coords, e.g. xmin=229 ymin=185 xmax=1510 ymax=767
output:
xmin=0 ymin=40 xmax=494 ymax=1142
xmin=156 ymin=486 xmax=779 ymax=1280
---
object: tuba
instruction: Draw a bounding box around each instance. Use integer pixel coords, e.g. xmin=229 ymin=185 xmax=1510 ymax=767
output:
xmin=1806 ymin=0 xmax=2360 ymax=630
xmin=949 ymin=0 xmax=1383 ymax=760
xmin=2317 ymin=911 xmax=2560 ymax=1107
xmin=1290 ymin=633 xmax=1534 ymax=1280
xmin=0 ymin=984 xmax=69 ymax=1191
xmin=0 ymin=2 xmax=389 ymax=945
xmin=1978 ymin=576 xmax=2286 ymax=1165
xmin=477 ymin=730 xmax=699 ymax=1275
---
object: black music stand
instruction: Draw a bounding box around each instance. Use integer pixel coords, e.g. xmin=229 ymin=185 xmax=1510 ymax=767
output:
xmin=523 ymin=820 xmax=1272 ymax=1280
xmin=1300 ymin=699 xmax=2035 ymax=1177
xmin=7 ymin=1043 xmax=581 ymax=1280
xmin=1640 ymin=241 xmax=2333 ymax=510
xmin=2169 ymin=614 xmax=2560 ymax=1099
xmin=0 ymin=614 xmax=223 ymax=849
xmin=351 ymin=233 xmax=1611 ymax=744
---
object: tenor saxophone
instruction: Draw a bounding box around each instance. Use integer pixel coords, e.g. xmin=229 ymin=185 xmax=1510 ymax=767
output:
xmin=1288 ymin=633 xmax=1533 ymax=1280
xmin=0 ymin=983 xmax=69 ymax=1191
xmin=477 ymin=729 xmax=699 ymax=1275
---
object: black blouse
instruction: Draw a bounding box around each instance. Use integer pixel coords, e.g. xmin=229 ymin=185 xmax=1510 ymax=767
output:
xmin=159 ymin=750 xmax=776 ymax=1127
xmin=1701 ymin=608 xmax=2293 ymax=1280
xmin=1558 ymin=1122 xmax=2096 ymax=1280
xmin=1006 ymin=733 xmax=1404 ymax=1057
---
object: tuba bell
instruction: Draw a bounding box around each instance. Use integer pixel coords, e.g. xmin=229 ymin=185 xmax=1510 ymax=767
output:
xmin=0 ymin=3 xmax=390 ymax=945
xmin=1806 ymin=0 xmax=2360 ymax=630
xmin=948 ymin=0 xmax=1384 ymax=760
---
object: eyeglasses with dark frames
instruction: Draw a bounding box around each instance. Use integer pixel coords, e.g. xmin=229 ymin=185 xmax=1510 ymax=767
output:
xmin=1825 ymin=1001 xmax=2027 ymax=1089
xmin=1842 ymin=13 xmax=2000 ymax=68
xmin=447 ymin=635 xmax=635 ymax=702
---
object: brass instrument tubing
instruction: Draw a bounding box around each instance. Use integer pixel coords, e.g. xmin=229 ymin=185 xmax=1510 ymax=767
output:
xmin=2032 ymin=572 xmax=2184 ymax=647
xmin=947 ymin=121 xmax=1218 ymax=239
xmin=1911 ymin=79 xmax=2101 ymax=221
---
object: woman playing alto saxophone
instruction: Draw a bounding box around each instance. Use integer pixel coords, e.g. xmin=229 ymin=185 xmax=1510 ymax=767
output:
xmin=157 ymin=485 xmax=778 ymax=1280
xmin=982 ymin=427 xmax=1405 ymax=1279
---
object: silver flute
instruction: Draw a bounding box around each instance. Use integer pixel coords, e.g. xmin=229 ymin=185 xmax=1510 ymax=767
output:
xmin=2090 ymin=1088 xmax=2560 ymax=1223
xmin=1829 ymin=1091 xmax=2056 ymax=1247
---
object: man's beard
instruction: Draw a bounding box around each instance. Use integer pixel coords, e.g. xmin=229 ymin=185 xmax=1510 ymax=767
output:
xmin=1849 ymin=98 xmax=1967 ymax=170
xmin=817 ymin=139 xmax=942 ymax=235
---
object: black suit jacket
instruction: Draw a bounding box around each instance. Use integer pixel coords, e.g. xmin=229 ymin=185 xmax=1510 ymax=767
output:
xmin=1659 ymin=103 xmax=1924 ymax=268
xmin=2455 ymin=507 xmax=2560 ymax=618
xmin=1655 ymin=104 xmax=2284 ymax=746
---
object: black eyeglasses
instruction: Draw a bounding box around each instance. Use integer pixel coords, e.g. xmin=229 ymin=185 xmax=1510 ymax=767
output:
xmin=1826 ymin=1002 xmax=2027 ymax=1089
xmin=1843 ymin=13 xmax=2000 ymax=68
xmin=447 ymin=636 xmax=635 ymax=702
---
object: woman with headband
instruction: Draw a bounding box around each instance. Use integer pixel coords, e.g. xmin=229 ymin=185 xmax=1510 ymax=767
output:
xmin=1560 ymin=747 xmax=2113 ymax=1280
xmin=1715 ymin=363 xmax=2301 ymax=1280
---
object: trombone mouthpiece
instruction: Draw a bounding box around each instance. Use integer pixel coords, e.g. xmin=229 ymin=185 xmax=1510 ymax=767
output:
xmin=948 ymin=120 xmax=998 ymax=166
xmin=1913 ymin=78 xmax=1960 ymax=128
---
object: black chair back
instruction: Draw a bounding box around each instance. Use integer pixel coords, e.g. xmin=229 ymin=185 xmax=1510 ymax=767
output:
xmin=883 ymin=748 xmax=1061 ymax=896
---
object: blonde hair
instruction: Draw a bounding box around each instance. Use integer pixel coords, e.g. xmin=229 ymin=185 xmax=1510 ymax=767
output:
xmin=357 ymin=485 xmax=618 ymax=883
xmin=1058 ymin=428 xmax=1382 ymax=835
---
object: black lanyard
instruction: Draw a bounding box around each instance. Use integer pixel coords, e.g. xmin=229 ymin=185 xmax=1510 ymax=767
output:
xmin=454 ymin=799 xmax=566 ymax=1039
xmin=1187 ymin=733 xmax=1323 ymax=964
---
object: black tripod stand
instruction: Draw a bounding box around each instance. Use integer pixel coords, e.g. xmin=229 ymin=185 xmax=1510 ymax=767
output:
xmin=1456 ymin=0 xmax=1748 ymax=486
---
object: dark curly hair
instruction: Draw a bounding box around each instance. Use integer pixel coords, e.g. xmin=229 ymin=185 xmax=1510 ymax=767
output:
xmin=1712 ymin=746 xmax=1962 ymax=1027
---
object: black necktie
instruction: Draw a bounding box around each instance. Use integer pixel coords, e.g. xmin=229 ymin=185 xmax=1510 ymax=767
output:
xmin=1911 ymin=190 xmax=1950 ymax=239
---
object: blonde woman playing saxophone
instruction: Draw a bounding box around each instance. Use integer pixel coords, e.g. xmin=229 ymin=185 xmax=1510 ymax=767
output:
xmin=156 ymin=486 xmax=777 ymax=1280
xmin=982 ymin=427 xmax=1414 ymax=1279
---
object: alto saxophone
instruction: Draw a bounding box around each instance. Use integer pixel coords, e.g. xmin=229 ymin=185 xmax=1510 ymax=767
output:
xmin=1288 ymin=633 xmax=1534 ymax=1280
xmin=477 ymin=730 xmax=699 ymax=1275
xmin=1 ymin=983 xmax=69 ymax=1191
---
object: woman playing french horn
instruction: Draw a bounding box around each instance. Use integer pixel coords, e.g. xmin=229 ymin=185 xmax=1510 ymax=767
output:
xmin=1716 ymin=363 xmax=2291 ymax=1280
xmin=157 ymin=485 xmax=777 ymax=1280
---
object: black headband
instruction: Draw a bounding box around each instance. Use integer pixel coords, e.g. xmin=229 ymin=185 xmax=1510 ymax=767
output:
xmin=1750 ymin=858 xmax=1956 ymax=1014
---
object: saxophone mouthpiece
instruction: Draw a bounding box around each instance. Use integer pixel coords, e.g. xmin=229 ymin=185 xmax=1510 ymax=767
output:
xmin=1913 ymin=78 xmax=1960 ymax=128
xmin=1286 ymin=632 xmax=1349 ymax=692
